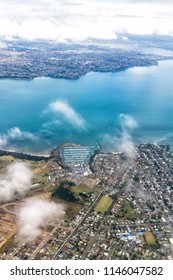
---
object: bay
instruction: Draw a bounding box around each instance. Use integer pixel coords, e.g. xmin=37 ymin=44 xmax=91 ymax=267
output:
xmin=0 ymin=60 xmax=173 ymax=153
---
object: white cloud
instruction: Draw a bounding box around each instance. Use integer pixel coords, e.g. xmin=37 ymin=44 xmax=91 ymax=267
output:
xmin=119 ymin=131 xmax=136 ymax=159
xmin=103 ymin=114 xmax=138 ymax=159
xmin=120 ymin=114 xmax=138 ymax=131
xmin=0 ymin=0 xmax=173 ymax=41
xmin=8 ymin=127 xmax=38 ymax=141
xmin=0 ymin=162 xmax=32 ymax=203
xmin=0 ymin=136 xmax=8 ymax=149
xmin=0 ymin=127 xmax=38 ymax=149
xmin=17 ymin=198 xmax=65 ymax=242
xmin=49 ymin=100 xmax=87 ymax=130
xmin=119 ymin=114 xmax=138 ymax=159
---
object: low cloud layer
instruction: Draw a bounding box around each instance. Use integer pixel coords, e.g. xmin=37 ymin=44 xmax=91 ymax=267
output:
xmin=0 ymin=127 xmax=38 ymax=149
xmin=8 ymin=127 xmax=37 ymax=141
xmin=103 ymin=114 xmax=138 ymax=159
xmin=120 ymin=114 xmax=138 ymax=131
xmin=0 ymin=162 xmax=33 ymax=203
xmin=117 ymin=114 xmax=138 ymax=159
xmin=0 ymin=0 xmax=173 ymax=42
xmin=17 ymin=198 xmax=65 ymax=242
xmin=0 ymin=137 xmax=8 ymax=149
xmin=49 ymin=100 xmax=87 ymax=130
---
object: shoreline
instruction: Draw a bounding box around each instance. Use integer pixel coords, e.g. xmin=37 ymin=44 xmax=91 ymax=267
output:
xmin=0 ymin=59 xmax=172 ymax=82
xmin=0 ymin=143 xmax=171 ymax=161
xmin=2 ymin=149 xmax=50 ymax=157
xmin=0 ymin=149 xmax=51 ymax=161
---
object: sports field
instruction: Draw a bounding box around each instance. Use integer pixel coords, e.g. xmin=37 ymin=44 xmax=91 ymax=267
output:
xmin=95 ymin=195 xmax=113 ymax=213
xmin=144 ymin=232 xmax=156 ymax=245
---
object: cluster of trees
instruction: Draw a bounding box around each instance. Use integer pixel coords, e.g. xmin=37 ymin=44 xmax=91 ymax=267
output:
xmin=52 ymin=181 xmax=78 ymax=202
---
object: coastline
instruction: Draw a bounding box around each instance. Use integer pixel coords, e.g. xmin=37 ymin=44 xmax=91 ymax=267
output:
xmin=1 ymin=58 xmax=172 ymax=82
xmin=0 ymin=149 xmax=51 ymax=161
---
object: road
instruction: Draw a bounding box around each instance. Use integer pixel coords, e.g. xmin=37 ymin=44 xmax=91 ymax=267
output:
xmin=52 ymin=186 xmax=106 ymax=259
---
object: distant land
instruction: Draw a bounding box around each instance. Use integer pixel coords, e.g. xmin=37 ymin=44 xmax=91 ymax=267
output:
xmin=0 ymin=35 xmax=173 ymax=80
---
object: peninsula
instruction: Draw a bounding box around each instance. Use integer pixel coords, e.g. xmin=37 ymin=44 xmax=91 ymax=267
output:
xmin=0 ymin=38 xmax=170 ymax=80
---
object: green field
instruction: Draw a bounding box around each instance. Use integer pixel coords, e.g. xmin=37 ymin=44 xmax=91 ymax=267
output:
xmin=144 ymin=232 xmax=156 ymax=245
xmin=0 ymin=155 xmax=51 ymax=186
xmin=95 ymin=195 xmax=113 ymax=213
xmin=0 ymin=155 xmax=15 ymax=172
xmin=71 ymin=184 xmax=92 ymax=194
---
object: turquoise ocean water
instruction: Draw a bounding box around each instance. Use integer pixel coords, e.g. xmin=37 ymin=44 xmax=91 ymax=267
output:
xmin=0 ymin=60 xmax=173 ymax=153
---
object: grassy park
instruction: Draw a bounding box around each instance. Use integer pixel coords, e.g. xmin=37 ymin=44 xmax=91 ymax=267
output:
xmin=95 ymin=195 xmax=113 ymax=213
